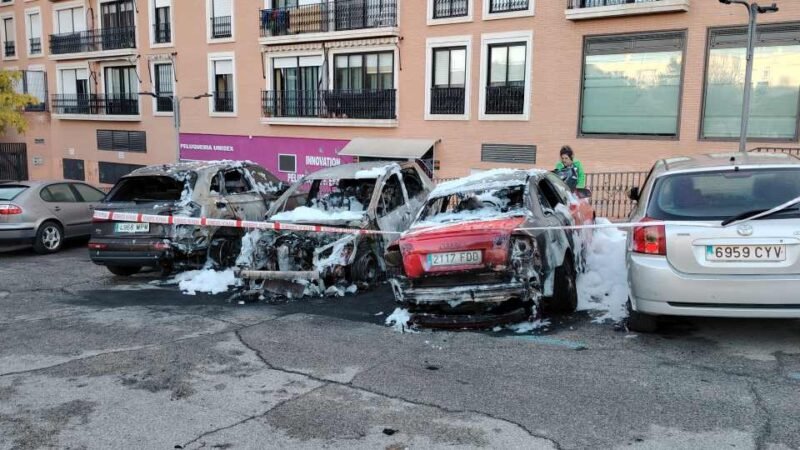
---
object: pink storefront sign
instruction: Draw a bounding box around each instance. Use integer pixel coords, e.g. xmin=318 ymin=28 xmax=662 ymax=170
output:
xmin=179 ymin=133 xmax=355 ymax=182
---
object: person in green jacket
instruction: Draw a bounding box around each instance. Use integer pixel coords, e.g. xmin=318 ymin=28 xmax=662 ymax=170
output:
xmin=554 ymin=145 xmax=586 ymax=191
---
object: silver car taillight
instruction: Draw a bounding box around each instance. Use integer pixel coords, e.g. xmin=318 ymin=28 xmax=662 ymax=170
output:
xmin=0 ymin=204 xmax=23 ymax=215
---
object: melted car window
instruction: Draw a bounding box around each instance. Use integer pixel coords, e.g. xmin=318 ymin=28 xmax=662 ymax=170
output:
xmin=223 ymin=170 xmax=252 ymax=195
xmin=416 ymin=185 xmax=526 ymax=225
xmin=106 ymin=175 xmax=195 ymax=202
xmin=379 ymin=175 xmax=405 ymax=216
xmin=401 ymin=168 xmax=424 ymax=199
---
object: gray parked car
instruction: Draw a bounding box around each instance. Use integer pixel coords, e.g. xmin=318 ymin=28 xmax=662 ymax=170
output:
xmin=0 ymin=180 xmax=107 ymax=254
xmin=626 ymin=152 xmax=800 ymax=332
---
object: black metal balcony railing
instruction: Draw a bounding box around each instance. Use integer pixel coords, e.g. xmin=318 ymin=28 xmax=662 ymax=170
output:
xmin=259 ymin=0 xmax=397 ymax=38
xmin=566 ymin=0 xmax=665 ymax=8
xmin=213 ymin=91 xmax=234 ymax=113
xmin=154 ymin=22 xmax=171 ymax=43
xmin=156 ymin=92 xmax=174 ymax=112
xmin=488 ymin=0 xmax=529 ymax=13
xmin=51 ymin=93 xmax=139 ymax=116
xmin=211 ymin=16 xmax=232 ymax=39
xmin=433 ymin=0 xmax=468 ymax=19
xmin=49 ymin=27 xmax=136 ymax=55
xmin=29 ymin=37 xmax=41 ymax=54
xmin=430 ymin=87 xmax=465 ymax=115
xmin=262 ymin=89 xmax=396 ymax=120
xmin=485 ymin=85 xmax=525 ymax=115
xmin=4 ymin=41 xmax=15 ymax=57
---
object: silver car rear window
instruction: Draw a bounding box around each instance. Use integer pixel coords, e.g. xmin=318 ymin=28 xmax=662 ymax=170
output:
xmin=0 ymin=185 xmax=27 ymax=201
xmin=647 ymin=168 xmax=800 ymax=221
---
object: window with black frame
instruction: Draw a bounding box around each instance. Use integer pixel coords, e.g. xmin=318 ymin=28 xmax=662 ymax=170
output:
xmin=3 ymin=17 xmax=15 ymax=58
xmin=154 ymin=0 xmax=171 ymax=44
xmin=431 ymin=46 xmax=466 ymax=115
xmin=486 ymin=43 xmax=526 ymax=115
xmin=104 ymin=66 xmax=139 ymax=115
xmin=154 ymin=63 xmax=174 ymax=113
xmin=331 ymin=52 xmax=395 ymax=119
xmin=270 ymin=56 xmax=321 ymax=118
xmin=210 ymin=0 xmax=232 ymax=39
xmin=581 ymin=31 xmax=685 ymax=137
xmin=27 ymin=12 xmax=42 ymax=55
xmin=213 ymin=60 xmax=234 ymax=113
xmin=433 ymin=0 xmax=468 ymax=19
xmin=702 ymin=23 xmax=800 ymax=141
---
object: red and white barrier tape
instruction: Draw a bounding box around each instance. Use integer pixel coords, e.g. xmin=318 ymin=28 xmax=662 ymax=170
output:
xmin=92 ymin=210 xmax=402 ymax=235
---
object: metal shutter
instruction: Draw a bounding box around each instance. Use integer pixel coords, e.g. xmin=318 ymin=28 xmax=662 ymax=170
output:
xmin=481 ymin=144 xmax=537 ymax=164
xmin=128 ymin=131 xmax=146 ymax=152
xmin=98 ymin=162 xmax=145 ymax=185
xmin=97 ymin=130 xmax=146 ymax=152
xmin=97 ymin=130 xmax=114 ymax=150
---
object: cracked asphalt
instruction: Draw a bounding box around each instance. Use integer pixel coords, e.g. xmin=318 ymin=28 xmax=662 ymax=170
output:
xmin=1 ymin=244 xmax=799 ymax=449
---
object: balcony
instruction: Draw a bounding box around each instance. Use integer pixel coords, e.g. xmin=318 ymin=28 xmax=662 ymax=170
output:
xmin=154 ymin=22 xmax=171 ymax=44
xmin=51 ymin=93 xmax=139 ymax=118
xmin=29 ymin=37 xmax=41 ymax=54
xmin=4 ymin=40 xmax=15 ymax=58
xmin=485 ymin=85 xmax=524 ymax=115
xmin=211 ymin=16 xmax=232 ymax=39
xmin=430 ymin=87 xmax=465 ymax=115
xmin=262 ymin=89 xmax=397 ymax=125
xmin=488 ymin=0 xmax=529 ymax=14
xmin=259 ymin=0 xmax=397 ymax=44
xmin=565 ymin=0 xmax=690 ymax=20
xmin=433 ymin=0 xmax=468 ymax=19
xmin=49 ymin=27 xmax=136 ymax=57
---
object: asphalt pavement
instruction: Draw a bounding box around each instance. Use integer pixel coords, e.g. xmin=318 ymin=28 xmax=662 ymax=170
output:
xmin=1 ymin=244 xmax=799 ymax=449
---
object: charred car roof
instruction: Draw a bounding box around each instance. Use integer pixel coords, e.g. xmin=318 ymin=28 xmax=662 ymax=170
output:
xmin=123 ymin=160 xmax=258 ymax=178
xmin=430 ymin=169 xmax=546 ymax=198
xmin=302 ymin=161 xmax=405 ymax=180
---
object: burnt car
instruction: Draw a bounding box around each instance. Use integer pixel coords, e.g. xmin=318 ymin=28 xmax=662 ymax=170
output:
xmin=386 ymin=169 xmax=594 ymax=328
xmin=237 ymin=161 xmax=433 ymax=298
xmin=89 ymin=161 xmax=285 ymax=276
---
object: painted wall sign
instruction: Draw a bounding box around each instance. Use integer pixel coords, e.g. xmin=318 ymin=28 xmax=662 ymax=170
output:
xmin=179 ymin=133 xmax=355 ymax=182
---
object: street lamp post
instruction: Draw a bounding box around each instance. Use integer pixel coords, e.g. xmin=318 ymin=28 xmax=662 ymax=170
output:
xmin=718 ymin=0 xmax=779 ymax=153
xmin=139 ymin=92 xmax=212 ymax=162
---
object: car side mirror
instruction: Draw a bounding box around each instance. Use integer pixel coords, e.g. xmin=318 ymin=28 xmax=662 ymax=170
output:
xmin=628 ymin=187 xmax=640 ymax=201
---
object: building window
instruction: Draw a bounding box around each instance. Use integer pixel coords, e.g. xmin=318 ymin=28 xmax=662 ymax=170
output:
xmin=98 ymin=162 xmax=145 ymax=185
xmin=485 ymin=43 xmax=526 ymax=115
xmin=154 ymin=63 xmax=174 ymax=112
xmin=26 ymin=11 xmax=41 ymax=55
xmin=63 ymin=158 xmax=85 ymax=181
xmin=702 ymin=24 xmax=800 ymax=140
xmin=212 ymin=59 xmax=234 ymax=113
xmin=97 ymin=130 xmax=147 ymax=152
xmin=334 ymin=52 xmax=394 ymax=90
xmin=54 ymin=68 xmax=89 ymax=114
xmin=278 ymin=154 xmax=296 ymax=173
xmin=269 ymin=55 xmax=321 ymax=118
xmin=3 ymin=17 xmax=15 ymax=58
xmin=580 ymin=31 xmax=685 ymax=137
xmin=210 ymin=0 xmax=232 ymax=39
xmin=100 ymin=0 xmax=136 ymax=50
xmin=104 ymin=66 xmax=139 ymax=115
xmin=431 ymin=46 xmax=466 ymax=115
xmin=13 ymin=70 xmax=47 ymax=111
xmin=433 ymin=0 xmax=468 ymax=19
xmin=153 ymin=0 xmax=171 ymax=44
xmin=489 ymin=0 xmax=529 ymax=14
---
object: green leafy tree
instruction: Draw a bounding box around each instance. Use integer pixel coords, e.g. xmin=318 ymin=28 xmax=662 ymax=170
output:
xmin=0 ymin=71 xmax=38 ymax=135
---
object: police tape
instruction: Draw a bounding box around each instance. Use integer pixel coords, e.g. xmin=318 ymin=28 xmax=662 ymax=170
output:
xmin=92 ymin=209 xmax=730 ymax=238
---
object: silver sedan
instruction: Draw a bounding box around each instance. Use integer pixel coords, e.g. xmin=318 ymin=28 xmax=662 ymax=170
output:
xmin=0 ymin=180 xmax=106 ymax=254
xmin=626 ymin=153 xmax=800 ymax=332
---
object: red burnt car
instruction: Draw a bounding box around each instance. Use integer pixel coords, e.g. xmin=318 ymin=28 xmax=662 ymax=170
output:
xmin=386 ymin=169 xmax=594 ymax=328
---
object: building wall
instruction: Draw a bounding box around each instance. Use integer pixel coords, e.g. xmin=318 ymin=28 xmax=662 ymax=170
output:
xmin=2 ymin=0 xmax=800 ymax=185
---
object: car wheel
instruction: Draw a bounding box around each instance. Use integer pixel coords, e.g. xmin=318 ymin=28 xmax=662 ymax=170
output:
xmin=209 ymin=234 xmax=242 ymax=269
xmin=351 ymin=246 xmax=379 ymax=286
xmin=626 ymin=300 xmax=658 ymax=333
xmin=549 ymin=255 xmax=578 ymax=314
xmin=106 ymin=265 xmax=141 ymax=276
xmin=33 ymin=221 xmax=63 ymax=254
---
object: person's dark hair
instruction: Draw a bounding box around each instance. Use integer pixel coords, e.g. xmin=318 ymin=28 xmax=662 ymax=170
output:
xmin=560 ymin=146 xmax=574 ymax=161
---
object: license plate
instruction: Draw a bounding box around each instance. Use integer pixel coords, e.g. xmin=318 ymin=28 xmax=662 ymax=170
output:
xmin=428 ymin=250 xmax=482 ymax=267
xmin=705 ymin=245 xmax=786 ymax=262
xmin=115 ymin=223 xmax=150 ymax=233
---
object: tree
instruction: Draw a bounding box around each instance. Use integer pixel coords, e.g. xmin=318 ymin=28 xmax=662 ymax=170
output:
xmin=0 ymin=71 xmax=38 ymax=135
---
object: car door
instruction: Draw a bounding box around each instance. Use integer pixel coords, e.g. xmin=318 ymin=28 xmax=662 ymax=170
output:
xmin=70 ymin=183 xmax=107 ymax=236
xmin=219 ymin=168 xmax=265 ymax=221
xmin=39 ymin=183 xmax=84 ymax=238
xmin=375 ymin=173 xmax=411 ymax=248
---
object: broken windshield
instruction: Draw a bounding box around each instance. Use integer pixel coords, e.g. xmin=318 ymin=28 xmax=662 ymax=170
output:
xmin=271 ymin=178 xmax=377 ymax=222
xmin=106 ymin=174 xmax=197 ymax=203
xmin=416 ymin=185 xmax=527 ymax=226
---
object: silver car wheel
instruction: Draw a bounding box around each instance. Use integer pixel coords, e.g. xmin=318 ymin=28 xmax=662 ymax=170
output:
xmin=42 ymin=226 xmax=61 ymax=250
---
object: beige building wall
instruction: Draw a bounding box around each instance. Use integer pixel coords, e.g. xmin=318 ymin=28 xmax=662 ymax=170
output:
xmin=2 ymin=0 xmax=800 ymax=184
